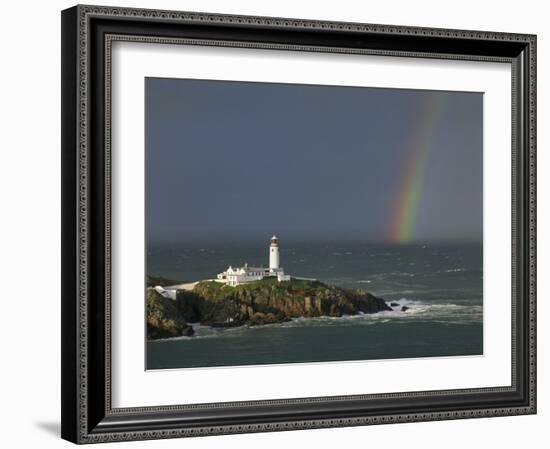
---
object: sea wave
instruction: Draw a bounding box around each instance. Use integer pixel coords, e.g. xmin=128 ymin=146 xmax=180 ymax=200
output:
xmin=163 ymin=298 xmax=484 ymax=340
xmin=435 ymin=267 xmax=482 ymax=275
xmin=159 ymin=323 xmax=251 ymax=340
xmin=258 ymin=302 xmax=481 ymax=330
xmin=369 ymin=271 xmax=417 ymax=278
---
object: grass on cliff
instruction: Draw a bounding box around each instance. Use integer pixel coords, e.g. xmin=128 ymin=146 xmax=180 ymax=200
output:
xmin=146 ymin=274 xmax=185 ymax=287
xmin=194 ymin=277 xmax=328 ymax=298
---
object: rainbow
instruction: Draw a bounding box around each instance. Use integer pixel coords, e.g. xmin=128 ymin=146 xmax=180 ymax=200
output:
xmin=388 ymin=95 xmax=446 ymax=244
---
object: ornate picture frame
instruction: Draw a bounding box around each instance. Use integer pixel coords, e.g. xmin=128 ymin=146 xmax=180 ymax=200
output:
xmin=61 ymin=4 xmax=536 ymax=444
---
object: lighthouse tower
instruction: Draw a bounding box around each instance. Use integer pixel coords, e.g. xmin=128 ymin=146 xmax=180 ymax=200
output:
xmin=269 ymin=235 xmax=280 ymax=270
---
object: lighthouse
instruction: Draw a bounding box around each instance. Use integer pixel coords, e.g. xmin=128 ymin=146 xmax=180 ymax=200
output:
xmin=269 ymin=235 xmax=280 ymax=270
xmin=216 ymin=235 xmax=291 ymax=286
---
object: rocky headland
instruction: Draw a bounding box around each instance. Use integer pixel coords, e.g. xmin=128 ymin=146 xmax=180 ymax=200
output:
xmin=147 ymin=277 xmax=391 ymax=340
xmin=147 ymin=289 xmax=195 ymax=339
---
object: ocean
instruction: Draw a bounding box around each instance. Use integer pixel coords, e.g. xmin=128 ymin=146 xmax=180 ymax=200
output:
xmin=146 ymin=240 xmax=483 ymax=369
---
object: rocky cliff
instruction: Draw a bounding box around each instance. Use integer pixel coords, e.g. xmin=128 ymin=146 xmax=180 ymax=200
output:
xmin=147 ymin=289 xmax=194 ymax=339
xmin=176 ymin=277 xmax=390 ymax=328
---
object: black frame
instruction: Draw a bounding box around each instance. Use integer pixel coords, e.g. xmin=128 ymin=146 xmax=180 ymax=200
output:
xmin=61 ymin=4 xmax=537 ymax=444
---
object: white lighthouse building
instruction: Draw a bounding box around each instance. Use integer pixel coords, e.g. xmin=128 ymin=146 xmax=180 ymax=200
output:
xmin=269 ymin=235 xmax=280 ymax=270
xmin=217 ymin=235 xmax=291 ymax=287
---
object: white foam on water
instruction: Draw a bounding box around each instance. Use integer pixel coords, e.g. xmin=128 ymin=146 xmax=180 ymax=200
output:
xmin=167 ymin=298 xmax=484 ymax=340
xmin=150 ymin=291 xmax=483 ymax=342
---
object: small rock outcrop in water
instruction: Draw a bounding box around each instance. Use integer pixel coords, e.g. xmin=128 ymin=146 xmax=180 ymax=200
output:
xmin=401 ymin=305 xmax=410 ymax=312
xmin=147 ymin=289 xmax=194 ymax=339
xmin=390 ymin=302 xmax=400 ymax=307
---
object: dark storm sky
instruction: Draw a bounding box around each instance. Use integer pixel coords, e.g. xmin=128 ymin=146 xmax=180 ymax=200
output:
xmin=145 ymin=78 xmax=482 ymax=244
